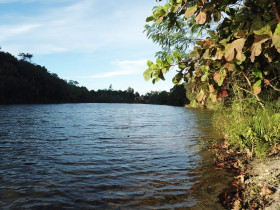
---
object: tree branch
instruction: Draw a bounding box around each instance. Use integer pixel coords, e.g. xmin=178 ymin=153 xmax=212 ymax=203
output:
xmin=269 ymin=83 xmax=280 ymax=92
xmin=270 ymin=0 xmax=280 ymax=23
xmin=235 ymin=3 xmax=250 ymax=10
xmin=241 ymin=71 xmax=265 ymax=109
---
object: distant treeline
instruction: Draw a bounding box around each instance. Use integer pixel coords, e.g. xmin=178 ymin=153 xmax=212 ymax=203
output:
xmin=0 ymin=51 xmax=188 ymax=106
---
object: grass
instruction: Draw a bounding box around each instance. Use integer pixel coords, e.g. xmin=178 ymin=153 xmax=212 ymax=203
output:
xmin=213 ymin=99 xmax=280 ymax=158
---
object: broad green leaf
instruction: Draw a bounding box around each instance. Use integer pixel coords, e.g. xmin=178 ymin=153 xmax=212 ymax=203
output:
xmin=163 ymin=3 xmax=171 ymax=12
xmin=143 ymin=69 xmax=152 ymax=81
xmin=147 ymin=60 xmax=153 ymax=67
xmin=274 ymin=23 xmax=280 ymax=35
xmin=252 ymin=69 xmax=263 ymax=78
xmin=253 ymin=79 xmax=262 ymax=87
xmin=191 ymin=24 xmax=201 ymax=33
xmin=152 ymin=10 xmax=160 ymax=18
xmin=272 ymin=34 xmax=280 ymax=53
xmin=197 ymin=27 xmax=203 ymax=37
xmin=146 ymin=16 xmax=155 ymax=22
xmin=156 ymin=58 xmax=163 ymax=66
xmin=196 ymin=90 xmax=204 ymax=102
xmin=173 ymin=51 xmax=182 ymax=61
xmin=166 ymin=55 xmax=173 ymax=64
xmin=185 ymin=5 xmax=197 ymax=18
xmin=190 ymin=100 xmax=197 ymax=107
xmin=176 ymin=0 xmax=182 ymax=3
xmin=189 ymin=50 xmax=200 ymax=59
xmin=203 ymin=49 xmax=210 ymax=59
xmin=195 ymin=10 xmax=207 ymax=25
xmin=201 ymin=65 xmax=209 ymax=73
xmin=179 ymin=63 xmax=187 ymax=70
xmin=157 ymin=6 xmax=167 ymax=16
xmin=209 ymin=92 xmax=217 ymax=102
xmin=250 ymin=35 xmax=270 ymax=62
xmin=172 ymin=72 xmax=184 ymax=85
xmin=218 ymin=77 xmax=224 ymax=86
xmin=201 ymin=73 xmax=208 ymax=82
xmin=252 ymin=20 xmax=272 ymax=36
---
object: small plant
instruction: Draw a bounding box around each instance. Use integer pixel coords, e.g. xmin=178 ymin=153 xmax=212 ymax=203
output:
xmin=213 ymin=100 xmax=280 ymax=157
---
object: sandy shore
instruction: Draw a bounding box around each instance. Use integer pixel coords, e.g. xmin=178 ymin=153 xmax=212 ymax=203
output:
xmin=213 ymin=141 xmax=280 ymax=209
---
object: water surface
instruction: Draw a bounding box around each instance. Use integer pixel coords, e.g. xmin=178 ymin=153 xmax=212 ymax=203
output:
xmin=0 ymin=104 xmax=232 ymax=209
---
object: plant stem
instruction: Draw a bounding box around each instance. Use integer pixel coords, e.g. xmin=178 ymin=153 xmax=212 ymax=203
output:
xmin=270 ymin=0 xmax=280 ymax=23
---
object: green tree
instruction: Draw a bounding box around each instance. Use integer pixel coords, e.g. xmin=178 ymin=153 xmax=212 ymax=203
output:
xmin=18 ymin=53 xmax=33 ymax=62
xmin=144 ymin=0 xmax=280 ymax=155
xmin=144 ymin=0 xmax=280 ymax=106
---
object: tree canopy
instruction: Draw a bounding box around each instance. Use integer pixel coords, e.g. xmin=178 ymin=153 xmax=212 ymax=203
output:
xmin=144 ymin=0 xmax=280 ymax=107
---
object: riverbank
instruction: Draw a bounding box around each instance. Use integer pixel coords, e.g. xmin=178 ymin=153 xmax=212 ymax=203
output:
xmin=213 ymin=140 xmax=280 ymax=209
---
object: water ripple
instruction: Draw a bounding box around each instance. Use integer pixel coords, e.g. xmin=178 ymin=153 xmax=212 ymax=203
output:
xmin=0 ymin=104 xmax=232 ymax=209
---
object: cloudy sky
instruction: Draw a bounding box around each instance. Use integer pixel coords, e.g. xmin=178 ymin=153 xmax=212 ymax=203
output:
xmin=0 ymin=0 xmax=177 ymax=94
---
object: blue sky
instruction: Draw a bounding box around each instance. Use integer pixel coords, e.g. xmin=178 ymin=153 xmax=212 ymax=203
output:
xmin=0 ymin=0 xmax=177 ymax=94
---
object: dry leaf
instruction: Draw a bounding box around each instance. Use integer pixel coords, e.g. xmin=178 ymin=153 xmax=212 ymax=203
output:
xmin=264 ymin=79 xmax=270 ymax=86
xmin=261 ymin=184 xmax=275 ymax=196
xmin=195 ymin=10 xmax=207 ymax=24
xmin=213 ymin=73 xmax=221 ymax=82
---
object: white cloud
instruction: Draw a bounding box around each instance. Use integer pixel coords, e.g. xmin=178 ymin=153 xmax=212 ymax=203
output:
xmin=0 ymin=24 xmax=41 ymax=41
xmin=0 ymin=0 xmax=154 ymax=54
xmin=84 ymin=59 xmax=147 ymax=78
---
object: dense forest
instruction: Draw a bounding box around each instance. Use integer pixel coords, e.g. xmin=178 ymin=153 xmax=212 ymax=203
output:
xmin=0 ymin=50 xmax=187 ymax=106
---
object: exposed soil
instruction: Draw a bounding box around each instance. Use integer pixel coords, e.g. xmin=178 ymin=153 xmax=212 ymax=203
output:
xmin=212 ymin=141 xmax=280 ymax=209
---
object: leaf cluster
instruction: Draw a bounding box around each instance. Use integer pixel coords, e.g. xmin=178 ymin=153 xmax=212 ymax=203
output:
xmin=144 ymin=0 xmax=280 ymax=106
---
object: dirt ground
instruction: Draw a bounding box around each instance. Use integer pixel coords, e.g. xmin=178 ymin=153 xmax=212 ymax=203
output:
xmin=213 ymin=142 xmax=280 ymax=209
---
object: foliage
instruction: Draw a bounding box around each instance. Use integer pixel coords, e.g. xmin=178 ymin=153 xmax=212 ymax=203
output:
xmin=18 ymin=53 xmax=33 ymax=62
xmin=0 ymin=50 xmax=187 ymax=106
xmin=144 ymin=0 xmax=280 ymax=155
xmin=90 ymin=86 xmax=140 ymax=103
xmin=144 ymin=0 xmax=280 ymax=105
xmin=214 ymin=100 xmax=280 ymax=157
xmin=144 ymin=84 xmax=189 ymax=106
xmin=0 ymin=51 xmax=139 ymax=104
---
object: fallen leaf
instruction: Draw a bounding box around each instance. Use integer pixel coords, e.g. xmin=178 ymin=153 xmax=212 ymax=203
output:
xmin=246 ymin=148 xmax=252 ymax=159
xmin=261 ymin=184 xmax=275 ymax=196
xmin=232 ymin=199 xmax=241 ymax=210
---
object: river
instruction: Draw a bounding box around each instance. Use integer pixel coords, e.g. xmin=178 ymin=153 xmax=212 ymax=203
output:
xmin=0 ymin=103 xmax=232 ymax=209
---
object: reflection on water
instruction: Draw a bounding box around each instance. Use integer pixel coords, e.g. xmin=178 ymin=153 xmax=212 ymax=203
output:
xmin=0 ymin=104 xmax=232 ymax=209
